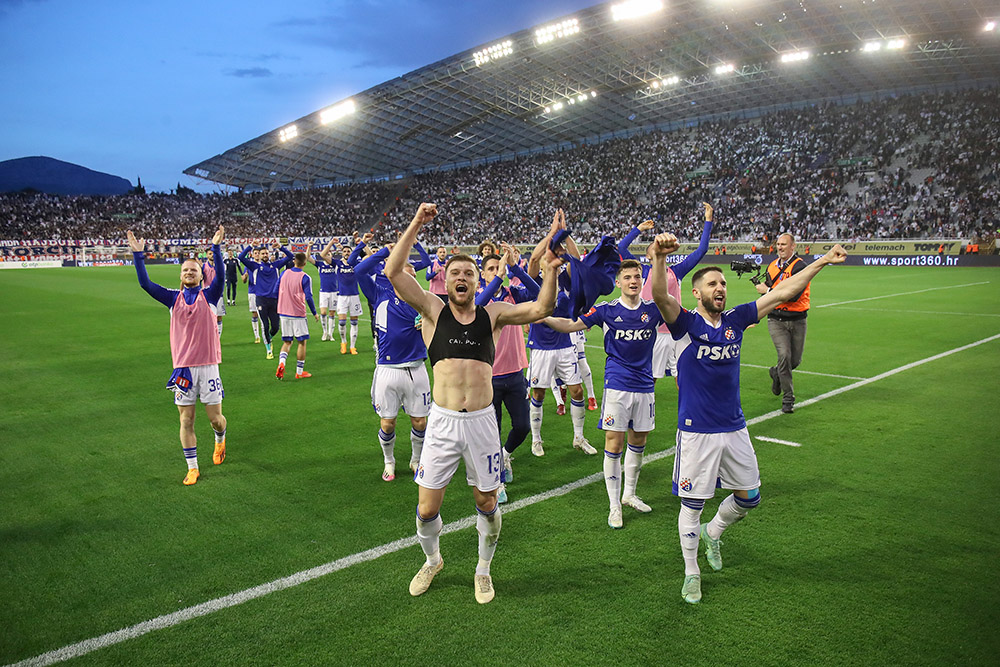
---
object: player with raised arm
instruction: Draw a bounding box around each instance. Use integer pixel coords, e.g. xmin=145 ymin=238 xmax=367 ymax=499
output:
xmin=426 ymin=246 xmax=449 ymax=302
xmin=239 ymin=243 xmax=294 ymax=359
xmin=201 ymin=253 xmax=226 ymax=336
xmin=310 ymin=238 xmax=339 ymax=342
xmin=127 ymin=226 xmax=229 ymax=486
xmin=243 ymin=247 xmax=261 ymax=343
xmin=645 ymin=232 xmax=847 ymax=604
xmin=331 ymin=239 xmax=366 ymax=354
xmin=544 ymin=259 xmax=665 ymax=528
xmin=385 ymin=203 xmax=562 ymax=605
xmin=275 ymin=253 xmax=320 ymax=380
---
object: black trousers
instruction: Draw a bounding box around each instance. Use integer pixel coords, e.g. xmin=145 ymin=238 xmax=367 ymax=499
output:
xmin=256 ymin=296 xmax=280 ymax=344
xmin=493 ymin=371 xmax=530 ymax=455
xmin=226 ymin=278 xmax=238 ymax=302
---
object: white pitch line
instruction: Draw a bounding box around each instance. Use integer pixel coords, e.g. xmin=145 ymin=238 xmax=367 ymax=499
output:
xmin=739 ymin=363 xmax=865 ymax=381
xmin=816 ymin=281 xmax=989 ymax=309
xmin=825 ymin=306 xmax=1000 ymax=319
xmin=756 ymin=436 xmax=802 ymax=447
xmin=10 ymin=332 xmax=1000 ymax=667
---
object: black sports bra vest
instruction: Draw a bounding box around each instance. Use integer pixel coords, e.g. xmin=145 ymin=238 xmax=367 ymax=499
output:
xmin=428 ymin=305 xmax=495 ymax=367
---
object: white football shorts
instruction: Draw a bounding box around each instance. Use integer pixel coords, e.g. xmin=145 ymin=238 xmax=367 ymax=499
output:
xmin=599 ymin=388 xmax=655 ymax=433
xmin=371 ymin=364 xmax=432 ymax=418
xmin=573 ymin=330 xmax=587 ymax=359
xmin=280 ymin=316 xmax=310 ymax=341
xmin=673 ymin=428 xmax=760 ymax=499
xmin=215 ymin=297 xmax=226 ymax=317
xmin=319 ymin=291 xmax=338 ymax=310
xmin=173 ymin=364 xmax=224 ymax=406
xmin=651 ymin=331 xmax=676 ymax=379
xmin=528 ymin=347 xmax=581 ymax=388
xmin=248 ymin=293 xmax=257 ymax=313
xmin=337 ymin=294 xmax=363 ymax=317
xmin=414 ymin=404 xmax=502 ymax=492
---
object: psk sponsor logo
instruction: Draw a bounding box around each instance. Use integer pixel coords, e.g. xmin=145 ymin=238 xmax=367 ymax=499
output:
xmin=604 ymin=415 xmax=615 ymax=427
xmin=640 ymin=311 xmax=649 ymax=323
xmin=680 ymin=478 xmax=693 ymax=492
xmin=724 ymin=327 xmax=735 ymax=340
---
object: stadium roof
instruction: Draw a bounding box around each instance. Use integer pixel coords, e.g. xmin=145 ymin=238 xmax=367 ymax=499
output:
xmin=185 ymin=0 xmax=1000 ymax=191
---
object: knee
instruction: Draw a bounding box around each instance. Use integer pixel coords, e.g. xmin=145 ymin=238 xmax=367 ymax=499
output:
xmin=411 ymin=417 xmax=427 ymax=432
xmin=380 ymin=418 xmax=397 ymax=434
xmin=735 ymin=488 xmax=761 ymax=510
xmin=568 ymin=385 xmax=584 ymax=401
xmin=178 ymin=413 xmax=196 ymax=430
xmin=476 ymin=493 xmax=498 ymax=514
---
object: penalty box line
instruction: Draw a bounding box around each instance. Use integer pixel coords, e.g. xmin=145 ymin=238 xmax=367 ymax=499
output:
xmin=9 ymin=332 xmax=1000 ymax=667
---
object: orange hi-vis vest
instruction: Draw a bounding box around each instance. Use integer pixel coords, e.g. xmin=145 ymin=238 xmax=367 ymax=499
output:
xmin=766 ymin=256 xmax=810 ymax=314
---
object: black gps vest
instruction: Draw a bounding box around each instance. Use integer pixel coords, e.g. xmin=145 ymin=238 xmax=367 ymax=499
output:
xmin=427 ymin=305 xmax=495 ymax=367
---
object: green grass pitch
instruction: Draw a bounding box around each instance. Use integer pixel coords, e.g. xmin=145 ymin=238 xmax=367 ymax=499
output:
xmin=1 ymin=263 xmax=998 ymax=666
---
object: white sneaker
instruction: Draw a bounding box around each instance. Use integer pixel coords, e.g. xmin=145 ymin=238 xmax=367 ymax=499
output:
xmin=409 ymin=559 xmax=443 ymax=596
xmin=381 ymin=463 xmax=395 ymax=482
xmin=573 ymin=436 xmax=597 ymax=455
xmin=474 ymin=574 xmax=495 ymax=604
xmin=321 ymin=332 xmax=329 ymax=342
xmin=531 ymin=440 xmax=545 ymax=457
xmin=681 ymin=574 xmax=702 ymax=604
xmin=608 ymin=506 xmax=623 ymax=529
xmin=622 ymin=495 xmax=652 ymax=513
xmin=502 ymin=454 xmax=513 ymax=483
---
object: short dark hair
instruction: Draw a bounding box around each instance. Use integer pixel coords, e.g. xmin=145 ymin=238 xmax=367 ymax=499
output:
xmin=482 ymin=253 xmax=502 ymax=267
xmin=445 ymin=254 xmax=479 ymax=274
xmin=617 ymin=259 xmax=642 ymax=276
xmin=294 ymin=252 xmax=307 ymax=266
xmin=691 ymin=266 xmax=724 ymax=286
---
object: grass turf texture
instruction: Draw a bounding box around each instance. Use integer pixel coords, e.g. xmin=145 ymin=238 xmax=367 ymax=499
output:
xmin=1 ymin=263 xmax=998 ymax=666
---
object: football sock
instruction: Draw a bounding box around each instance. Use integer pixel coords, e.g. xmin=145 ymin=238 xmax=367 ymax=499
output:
xmin=415 ymin=509 xmax=443 ymax=566
xmin=679 ymin=499 xmax=705 ymax=576
xmin=529 ymin=397 xmax=543 ymax=442
xmin=570 ymin=399 xmax=585 ymax=437
xmin=476 ymin=504 xmax=501 ymax=575
xmin=349 ymin=321 xmax=358 ymax=349
xmin=183 ymin=446 xmax=198 ymax=470
xmin=320 ymin=314 xmax=327 ymax=332
xmin=378 ymin=428 xmax=396 ymax=465
xmin=339 ymin=320 xmax=347 ymax=341
xmin=327 ymin=317 xmax=336 ymax=337
xmin=251 ymin=318 xmax=260 ymax=338
xmin=410 ymin=427 xmax=425 ymax=465
xmin=278 ymin=351 xmax=288 ymax=366
xmin=579 ymin=357 xmax=596 ymax=399
xmin=551 ymin=379 xmax=564 ymax=406
xmin=707 ymin=491 xmax=760 ymax=540
xmin=216 ymin=321 xmax=223 ymax=336
xmin=603 ymin=450 xmax=622 ymax=509
xmin=296 ymin=360 xmax=305 ymax=374
xmin=213 ymin=428 xmax=226 ymax=444
xmin=622 ymin=443 xmax=644 ymax=498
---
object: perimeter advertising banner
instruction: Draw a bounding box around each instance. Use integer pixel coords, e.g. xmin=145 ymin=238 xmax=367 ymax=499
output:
xmin=625 ymin=240 xmax=969 ymax=257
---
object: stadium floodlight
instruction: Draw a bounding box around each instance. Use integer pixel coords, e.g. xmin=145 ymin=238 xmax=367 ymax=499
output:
xmin=553 ymin=102 xmax=564 ymax=110
xmin=780 ymin=51 xmax=810 ymax=63
xmin=535 ymin=18 xmax=580 ymax=44
xmin=473 ymin=40 xmax=514 ymax=66
xmin=278 ymin=125 xmax=297 ymax=142
xmin=662 ymin=75 xmax=680 ymax=85
xmin=886 ymin=38 xmax=906 ymax=50
xmin=715 ymin=63 xmax=735 ymax=74
xmin=544 ymin=106 xmax=552 ymax=113
xmin=651 ymin=80 xmax=660 ymax=88
xmin=577 ymin=94 xmax=587 ymax=102
xmin=591 ymin=90 xmax=597 ymax=97
xmin=863 ymin=41 xmax=882 ymax=52
xmin=985 ymin=21 xmax=996 ymax=32
xmin=611 ymin=0 xmax=663 ymax=22
xmin=319 ymin=99 xmax=356 ymax=125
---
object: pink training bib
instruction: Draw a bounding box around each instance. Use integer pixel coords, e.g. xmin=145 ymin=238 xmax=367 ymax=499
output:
xmin=170 ymin=291 xmax=222 ymax=368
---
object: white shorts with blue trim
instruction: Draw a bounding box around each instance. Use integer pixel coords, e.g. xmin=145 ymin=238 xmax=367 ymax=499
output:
xmin=337 ymin=294 xmax=362 ymax=317
xmin=371 ymin=364 xmax=431 ymax=418
xmin=319 ymin=291 xmax=338 ymax=310
xmin=280 ymin=316 xmax=309 ymax=341
xmin=415 ymin=404 xmax=502 ymax=492
xmin=173 ymin=364 xmax=224 ymax=406
xmin=673 ymin=428 xmax=760 ymax=499
xmin=528 ymin=347 xmax=580 ymax=388
xmin=599 ymin=388 xmax=655 ymax=433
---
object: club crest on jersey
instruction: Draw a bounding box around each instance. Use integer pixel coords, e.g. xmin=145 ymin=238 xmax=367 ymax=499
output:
xmin=724 ymin=327 xmax=735 ymax=340
xmin=604 ymin=415 xmax=615 ymax=427
xmin=679 ymin=478 xmax=693 ymax=492
xmin=418 ymin=465 xmax=425 ymax=479
xmin=640 ymin=311 xmax=649 ymax=323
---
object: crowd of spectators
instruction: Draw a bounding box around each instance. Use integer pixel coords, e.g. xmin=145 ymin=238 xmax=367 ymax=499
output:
xmin=1 ymin=87 xmax=997 ymax=246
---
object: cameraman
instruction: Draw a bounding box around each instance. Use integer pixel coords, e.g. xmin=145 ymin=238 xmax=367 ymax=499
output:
xmin=754 ymin=233 xmax=810 ymax=414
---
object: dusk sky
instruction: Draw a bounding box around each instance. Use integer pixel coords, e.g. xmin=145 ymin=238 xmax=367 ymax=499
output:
xmin=0 ymin=0 xmax=599 ymax=193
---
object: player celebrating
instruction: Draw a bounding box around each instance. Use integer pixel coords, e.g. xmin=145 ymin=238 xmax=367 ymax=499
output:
xmin=201 ymin=253 xmax=226 ymax=336
xmin=275 ymin=253 xmax=320 ymax=379
xmin=239 ymin=243 xmax=294 ymax=359
xmin=127 ymin=226 xmax=229 ymax=486
xmin=243 ymin=248 xmax=262 ymax=344
xmin=385 ymin=203 xmax=563 ymax=604
xmin=425 ymin=246 xmax=449 ymax=302
xmin=310 ymin=238 xmax=339 ymax=342
xmin=646 ymin=233 xmax=847 ymax=604
xmin=330 ymin=242 xmax=364 ymax=354
xmin=544 ymin=259 xmax=663 ymax=529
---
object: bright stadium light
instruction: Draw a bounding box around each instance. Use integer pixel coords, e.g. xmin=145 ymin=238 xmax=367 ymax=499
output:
xmin=553 ymin=102 xmax=564 ymax=110
xmin=278 ymin=125 xmax=297 ymax=142
xmin=591 ymin=90 xmax=597 ymax=97
xmin=651 ymin=80 xmax=660 ymax=88
xmin=473 ymin=40 xmax=514 ymax=66
xmin=320 ymin=99 xmax=356 ymax=125
xmin=863 ymin=41 xmax=882 ymax=52
xmin=985 ymin=21 xmax=996 ymax=32
xmin=662 ymin=75 xmax=680 ymax=85
xmin=886 ymin=38 xmax=906 ymax=49
xmin=715 ymin=63 xmax=735 ymax=74
xmin=780 ymin=50 xmax=810 ymax=63
xmin=611 ymin=0 xmax=663 ymax=22
xmin=535 ymin=18 xmax=580 ymax=44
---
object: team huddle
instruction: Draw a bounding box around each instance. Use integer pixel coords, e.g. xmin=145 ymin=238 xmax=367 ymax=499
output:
xmin=126 ymin=202 xmax=847 ymax=606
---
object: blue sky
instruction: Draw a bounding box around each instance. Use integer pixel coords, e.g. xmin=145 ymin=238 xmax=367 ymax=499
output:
xmin=0 ymin=0 xmax=598 ymax=192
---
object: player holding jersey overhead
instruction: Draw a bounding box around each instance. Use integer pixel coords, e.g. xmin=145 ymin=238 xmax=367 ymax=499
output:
xmin=386 ymin=203 xmax=563 ymax=605
xmin=646 ymin=233 xmax=847 ymax=604
xmin=544 ymin=259 xmax=663 ymax=529
xmin=275 ymin=253 xmax=319 ymax=380
xmin=127 ymin=226 xmax=229 ymax=486
xmin=310 ymin=238 xmax=339 ymax=342
xmin=355 ymin=246 xmax=430 ymax=481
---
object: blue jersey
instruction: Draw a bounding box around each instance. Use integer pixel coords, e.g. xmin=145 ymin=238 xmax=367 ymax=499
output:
xmin=580 ymin=298 xmax=664 ymax=393
xmin=246 ymin=268 xmax=256 ymax=295
xmin=315 ymin=257 xmax=339 ymax=293
xmin=527 ymin=291 xmax=573 ymax=350
xmin=332 ymin=258 xmax=359 ymax=296
xmin=671 ymin=302 xmax=759 ymax=433
xmin=239 ymin=246 xmax=293 ymax=299
xmin=373 ymin=280 xmax=426 ymax=365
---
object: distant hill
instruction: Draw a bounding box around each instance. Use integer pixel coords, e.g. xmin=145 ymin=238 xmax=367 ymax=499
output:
xmin=0 ymin=156 xmax=132 ymax=196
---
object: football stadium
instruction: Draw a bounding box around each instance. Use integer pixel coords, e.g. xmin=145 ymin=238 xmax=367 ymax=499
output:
xmin=2 ymin=0 xmax=999 ymax=665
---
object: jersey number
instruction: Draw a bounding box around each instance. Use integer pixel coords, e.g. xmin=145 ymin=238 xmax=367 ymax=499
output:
xmin=485 ymin=452 xmax=501 ymax=475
